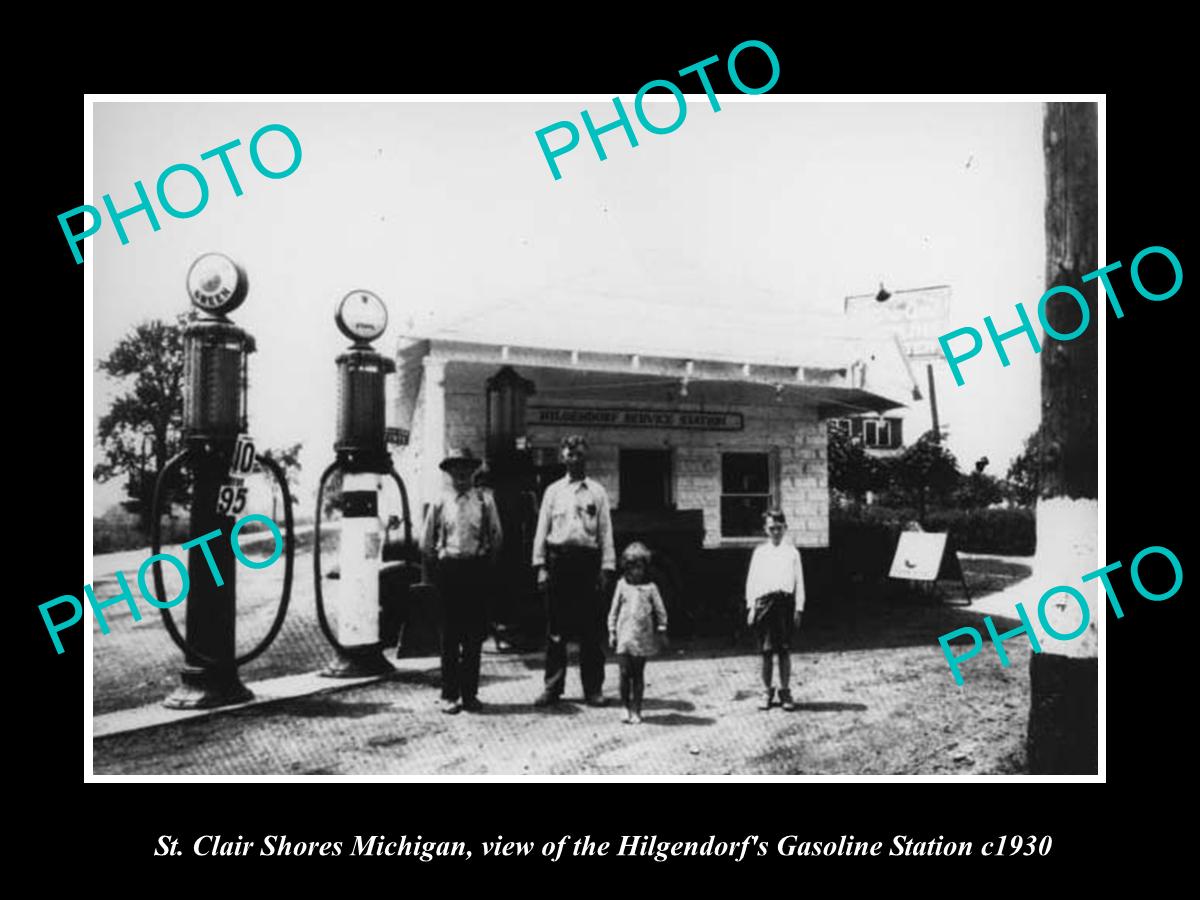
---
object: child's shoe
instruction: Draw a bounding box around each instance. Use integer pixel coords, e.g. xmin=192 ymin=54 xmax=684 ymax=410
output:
xmin=630 ymin=712 xmax=643 ymax=725
xmin=778 ymin=689 xmax=797 ymax=711
xmin=622 ymin=708 xmax=634 ymax=724
xmin=758 ymin=688 xmax=775 ymax=710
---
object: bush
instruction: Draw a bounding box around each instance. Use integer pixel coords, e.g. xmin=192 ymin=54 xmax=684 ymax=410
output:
xmin=875 ymin=432 xmax=960 ymax=516
xmin=831 ymin=504 xmax=1036 ymax=571
xmin=924 ymin=508 xmax=1035 ymax=556
xmin=955 ymin=470 xmax=1006 ymax=510
xmin=829 ymin=427 xmax=885 ymax=501
xmin=93 ymin=517 xmax=193 ymax=554
xmin=830 ymin=515 xmax=899 ymax=580
xmin=1007 ymin=428 xmax=1043 ymax=507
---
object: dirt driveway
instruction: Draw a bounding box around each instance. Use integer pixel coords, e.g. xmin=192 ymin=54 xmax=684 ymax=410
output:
xmin=94 ymin=591 xmax=1032 ymax=775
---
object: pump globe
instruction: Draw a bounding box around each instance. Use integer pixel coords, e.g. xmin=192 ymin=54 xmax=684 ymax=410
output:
xmin=186 ymin=253 xmax=248 ymax=315
xmin=336 ymin=290 xmax=388 ymax=343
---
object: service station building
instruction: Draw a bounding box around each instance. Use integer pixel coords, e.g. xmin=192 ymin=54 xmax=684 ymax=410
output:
xmin=391 ymin=295 xmax=903 ymax=630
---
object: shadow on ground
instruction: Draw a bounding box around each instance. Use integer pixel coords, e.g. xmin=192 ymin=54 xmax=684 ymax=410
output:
xmin=505 ymin=557 xmax=1033 ymax=663
xmin=790 ymin=701 xmax=868 ymax=713
xmin=280 ymin=698 xmax=395 ymax=719
xmin=643 ymin=712 xmax=717 ymax=727
xmin=93 ymin=554 xmax=1032 ymax=717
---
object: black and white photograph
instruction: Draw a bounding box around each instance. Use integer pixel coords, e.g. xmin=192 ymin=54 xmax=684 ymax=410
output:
xmin=85 ymin=95 xmax=1101 ymax=777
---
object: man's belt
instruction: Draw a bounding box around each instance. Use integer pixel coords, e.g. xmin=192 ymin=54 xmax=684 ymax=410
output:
xmin=546 ymin=543 xmax=601 ymax=558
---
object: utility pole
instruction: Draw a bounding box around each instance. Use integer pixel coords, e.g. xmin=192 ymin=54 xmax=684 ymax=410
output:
xmin=926 ymin=364 xmax=940 ymax=443
xmin=1027 ymin=102 xmax=1099 ymax=773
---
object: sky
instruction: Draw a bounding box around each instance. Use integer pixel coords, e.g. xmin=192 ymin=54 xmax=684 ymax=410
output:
xmin=92 ymin=99 xmax=1048 ymax=512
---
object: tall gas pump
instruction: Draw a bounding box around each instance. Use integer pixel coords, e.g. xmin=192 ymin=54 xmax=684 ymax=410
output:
xmin=314 ymin=290 xmax=416 ymax=677
xmin=149 ymin=253 xmax=295 ymax=709
xmin=483 ymin=366 xmax=539 ymax=634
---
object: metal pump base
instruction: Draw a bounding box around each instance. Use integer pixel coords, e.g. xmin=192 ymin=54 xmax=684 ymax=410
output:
xmin=321 ymin=644 xmax=395 ymax=679
xmin=164 ymin=666 xmax=254 ymax=709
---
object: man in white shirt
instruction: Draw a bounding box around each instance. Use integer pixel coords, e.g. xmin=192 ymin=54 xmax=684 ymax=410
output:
xmin=421 ymin=448 xmax=503 ymax=714
xmin=530 ymin=435 xmax=616 ymax=707
xmin=744 ymin=509 xmax=806 ymax=711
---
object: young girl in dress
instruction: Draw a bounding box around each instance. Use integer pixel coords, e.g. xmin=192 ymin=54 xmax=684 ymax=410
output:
xmin=607 ymin=542 xmax=668 ymax=725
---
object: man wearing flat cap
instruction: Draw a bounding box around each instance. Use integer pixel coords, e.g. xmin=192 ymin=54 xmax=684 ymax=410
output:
xmin=422 ymin=447 xmax=503 ymax=714
xmin=531 ymin=435 xmax=616 ymax=707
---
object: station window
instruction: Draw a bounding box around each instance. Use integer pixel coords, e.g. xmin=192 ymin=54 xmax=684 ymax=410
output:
xmin=863 ymin=419 xmax=889 ymax=447
xmin=720 ymin=452 xmax=775 ymax=537
xmin=827 ymin=416 xmax=902 ymax=449
xmin=864 ymin=417 xmax=902 ymax=448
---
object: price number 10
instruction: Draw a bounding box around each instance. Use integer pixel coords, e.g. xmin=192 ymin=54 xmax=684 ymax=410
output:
xmin=230 ymin=435 xmax=257 ymax=476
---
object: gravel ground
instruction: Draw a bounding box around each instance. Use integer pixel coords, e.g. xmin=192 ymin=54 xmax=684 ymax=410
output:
xmin=92 ymin=533 xmax=344 ymax=716
xmin=93 ymin=559 xmax=1033 ymax=775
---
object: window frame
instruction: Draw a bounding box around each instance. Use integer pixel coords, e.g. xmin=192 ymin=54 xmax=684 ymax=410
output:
xmin=864 ymin=419 xmax=878 ymax=446
xmin=840 ymin=415 xmax=901 ymax=449
xmin=719 ymin=449 xmax=779 ymax=539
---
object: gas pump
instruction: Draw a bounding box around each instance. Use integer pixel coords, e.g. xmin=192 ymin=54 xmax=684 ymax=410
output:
xmin=148 ymin=253 xmax=295 ymax=709
xmin=313 ymin=290 xmax=417 ymax=677
xmin=483 ymin=367 xmax=539 ymax=635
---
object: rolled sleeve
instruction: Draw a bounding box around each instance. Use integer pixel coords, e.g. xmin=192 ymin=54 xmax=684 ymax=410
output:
xmin=597 ymin=488 xmax=616 ymax=570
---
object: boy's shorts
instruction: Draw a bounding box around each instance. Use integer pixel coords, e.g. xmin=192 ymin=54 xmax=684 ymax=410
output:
xmin=752 ymin=591 xmax=796 ymax=652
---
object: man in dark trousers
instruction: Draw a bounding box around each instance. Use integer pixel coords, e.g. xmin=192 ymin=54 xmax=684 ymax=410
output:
xmin=531 ymin=435 xmax=616 ymax=707
xmin=421 ymin=448 xmax=503 ymax=714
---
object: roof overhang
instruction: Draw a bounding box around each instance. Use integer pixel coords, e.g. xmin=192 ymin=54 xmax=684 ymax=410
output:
xmin=396 ymin=338 xmax=906 ymax=416
xmin=812 ymin=387 xmax=907 ymax=419
xmin=399 ymin=337 xmax=853 ymax=392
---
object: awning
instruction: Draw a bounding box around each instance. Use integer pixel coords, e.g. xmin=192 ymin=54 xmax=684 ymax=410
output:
xmin=809 ymin=387 xmax=907 ymax=419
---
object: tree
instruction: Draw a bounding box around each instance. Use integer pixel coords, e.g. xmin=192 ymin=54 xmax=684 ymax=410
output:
xmin=956 ymin=456 xmax=1006 ymax=509
xmin=1005 ymin=427 xmax=1045 ymax=507
xmin=883 ymin=430 xmax=961 ymax=520
xmin=260 ymin=443 xmax=303 ymax=522
xmin=94 ymin=313 xmax=194 ymax=527
xmin=828 ymin=426 xmax=880 ymax=503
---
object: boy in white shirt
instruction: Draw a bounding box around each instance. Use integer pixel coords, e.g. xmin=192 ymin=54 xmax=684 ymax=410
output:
xmin=744 ymin=509 xmax=805 ymax=711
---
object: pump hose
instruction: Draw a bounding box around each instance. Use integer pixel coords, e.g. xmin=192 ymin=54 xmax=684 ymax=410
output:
xmin=386 ymin=464 xmax=414 ymax=551
xmin=313 ymin=461 xmax=418 ymax=654
xmin=150 ymin=449 xmax=295 ymax=668
xmin=312 ymin=460 xmax=345 ymax=653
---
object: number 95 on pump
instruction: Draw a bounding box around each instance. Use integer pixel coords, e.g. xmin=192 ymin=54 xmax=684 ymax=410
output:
xmin=216 ymin=434 xmax=256 ymax=515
